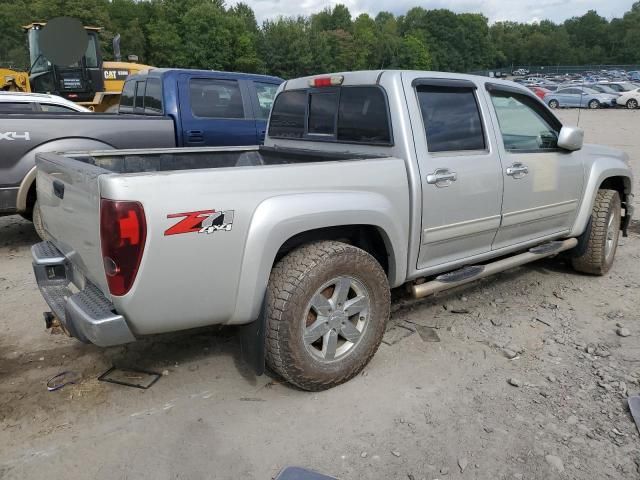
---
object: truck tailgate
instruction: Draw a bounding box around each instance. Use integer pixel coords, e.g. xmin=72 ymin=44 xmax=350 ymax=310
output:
xmin=36 ymin=152 xmax=109 ymax=295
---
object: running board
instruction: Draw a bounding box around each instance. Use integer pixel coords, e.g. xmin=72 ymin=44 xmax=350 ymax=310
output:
xmin=411 ymin=238 xmax=578 ymax=299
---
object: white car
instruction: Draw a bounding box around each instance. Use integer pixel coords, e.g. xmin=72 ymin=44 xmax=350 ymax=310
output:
xmin=616 ymin=88 xmax=640 ymax=109
xmin=0 ymin=92 xmax=91 ymax=113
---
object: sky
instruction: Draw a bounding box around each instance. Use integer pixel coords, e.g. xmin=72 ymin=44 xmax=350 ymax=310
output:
xmin=229 ymin=0 xmax=636 ymax=24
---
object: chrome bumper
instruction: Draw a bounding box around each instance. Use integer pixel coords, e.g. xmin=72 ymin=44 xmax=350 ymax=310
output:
xmin=31 ymin=241 xmax=136 ymax=347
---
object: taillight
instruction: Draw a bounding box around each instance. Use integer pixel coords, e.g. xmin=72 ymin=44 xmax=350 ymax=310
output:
xmin=308 ymin=75 xmax=344 ymax=88
xmin=100 ymin=199 xmax=146 ymax=296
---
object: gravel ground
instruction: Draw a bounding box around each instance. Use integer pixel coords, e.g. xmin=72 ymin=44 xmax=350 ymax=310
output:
xmin=0 ymin=108 xmax=639 ymax=480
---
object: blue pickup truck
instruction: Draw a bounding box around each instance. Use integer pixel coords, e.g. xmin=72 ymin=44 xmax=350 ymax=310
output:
xmin=119 ymin=68 xmax=283 ymax=145
xmin=0 ymin=68 xmax=283 ymax=237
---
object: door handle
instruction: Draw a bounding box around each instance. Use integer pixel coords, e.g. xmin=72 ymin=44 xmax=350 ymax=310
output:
xmin=426 ymin=168 xmax=457 ymax=187
xmin=186 ymin=130 xmax=204 ymax=143
xmin=53 ymin=180 xmax=65 ymax=199
xmin=506 ymin=163 xmax=529 ymax=178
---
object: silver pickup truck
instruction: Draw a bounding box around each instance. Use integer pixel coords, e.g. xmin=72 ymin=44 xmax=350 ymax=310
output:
xmin=32 ymin=70 xmax=634 ymax=391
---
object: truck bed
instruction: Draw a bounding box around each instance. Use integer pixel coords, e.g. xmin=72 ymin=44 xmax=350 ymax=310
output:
xmin=62 ymin=145 xmax=387 ymax=174
xmin=35 ymin=145 xmax=409 ymax=339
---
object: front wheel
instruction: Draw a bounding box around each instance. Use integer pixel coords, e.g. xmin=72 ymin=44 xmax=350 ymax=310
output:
xmin=548 ymin=99 xmax=559 ymax=109
xmin=571 ymin=189 xmax=621 ymax=275
xmin=588 ymin=99 xmax=600 ymax=109
xmin=265 ymin=241 xmax=390 ymax=391
xmin=626 ymin=98 xmax=639 ymax=109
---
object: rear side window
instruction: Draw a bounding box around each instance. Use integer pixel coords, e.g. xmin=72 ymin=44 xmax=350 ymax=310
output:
xmin=120 ymin=80 xmax=135 ymax=111
xmin=268 ymin=90 xmax=306 ymax=138
xmin=189 ymin=79 xmax=244 ymax=119
xmin=268 ymin=86 xmax=391 ymax=144
xmin=417 ymin=86 xmax=485 ymax=152
xmin=134 ymin=81 xmax=145 ymax=110
xmin=40 ymin=104 xmax=77 ymax=113
xmin=0 ymin=102 xmax=35 ymax=113
xmin=144 ymin=78 xmax=163 ymax=114
xmin=254 ymin=82 xmax=279 ymax=119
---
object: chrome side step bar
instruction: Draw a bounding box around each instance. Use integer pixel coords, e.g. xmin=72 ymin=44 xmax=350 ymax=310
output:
xmin=411 ymin=238 xmax=578 ymax=299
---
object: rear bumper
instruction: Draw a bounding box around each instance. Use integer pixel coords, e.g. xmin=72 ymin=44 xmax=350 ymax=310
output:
xmin=31 ymin=241 xmax=136 ymax=347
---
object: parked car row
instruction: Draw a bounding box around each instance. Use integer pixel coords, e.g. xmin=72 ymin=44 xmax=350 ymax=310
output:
xmin=516 ymin=77 xmax=640 ymax=109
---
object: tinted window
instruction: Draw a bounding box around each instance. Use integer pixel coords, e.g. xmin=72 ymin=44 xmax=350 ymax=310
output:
xmin=254 ymin=82 xmax=279 ymax=119
xmin=490 ymin=91 xmax=560 ymax=151
xmin=134 ymin=81 xmax=145 ymax=110
xmin=120 ymin=80 xmax=135 ymax=111
xmin=190 ymin=79 xmax=244 ymax=118
xmin=417 ymin=86 xmax=485 ymax=152
xmin=338 ymin=87 xmax=390 ymax=143
xmin=39 ymin=104 xmax=77 ymax=112
xmin=144 ymin=78 xmax=163 ymax=114
xmin=0 ymin=102 xmax=34 ymax=113
xmin=308 ymin=92 xmax=338 ymax=135
xmin=268 ymin=90 xmax=306 ymax=138
xmin=269 ymin=87 xmax=392 ymax=144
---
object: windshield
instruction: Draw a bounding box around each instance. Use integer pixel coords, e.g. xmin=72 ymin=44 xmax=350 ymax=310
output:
xmin=85 ymin=33 xmax=99 ymax=68
xmin=27 ymin=27 xmax=98 ymax=71
xmin=596 ymin=85 xmax=616 ymax=94
xmin=28 ymin=28 xmax=50 ymax=73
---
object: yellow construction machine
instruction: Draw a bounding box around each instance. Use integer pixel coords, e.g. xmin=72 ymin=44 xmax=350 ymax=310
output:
xmin=0 ymin=22 xmax=152 ymax=112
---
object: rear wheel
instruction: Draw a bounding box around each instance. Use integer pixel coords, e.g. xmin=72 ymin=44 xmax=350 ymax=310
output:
xmin=548 ymin=99 xmax=559 ymax=109
xmin=588 ymin=99 xmax=600 ymax=109
xmin=265 ymin=241 xmax=390 ymax=391
xmin=571 ymin=189 xmax=621 ymax=275
xmin=626 ymin=98 xmax=639 ymax=109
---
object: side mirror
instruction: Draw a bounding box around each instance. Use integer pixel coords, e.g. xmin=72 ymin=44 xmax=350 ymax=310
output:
xmin=557 ymin=126 xmax=584 ymax=151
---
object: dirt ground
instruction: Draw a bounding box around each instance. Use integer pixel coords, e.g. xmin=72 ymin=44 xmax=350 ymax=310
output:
xmin=1 ymin=109 xmax=639 ymax=480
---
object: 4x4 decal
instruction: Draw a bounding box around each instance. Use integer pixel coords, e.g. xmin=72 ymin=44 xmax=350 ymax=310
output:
xmin=165 ymin=209 xmax=234 ymax=236
xmin=0 ymin=132 xmax=30 ymax=141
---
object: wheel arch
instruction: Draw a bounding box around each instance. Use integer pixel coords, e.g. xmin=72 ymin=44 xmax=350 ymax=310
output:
xmin=227 ymin=192 xmax=408 ymax=324
xmin=570 ymin=164 xmax=633 ymax=238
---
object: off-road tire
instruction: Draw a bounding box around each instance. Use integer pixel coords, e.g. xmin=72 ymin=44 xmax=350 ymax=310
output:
xmin=548 ymin=99 xmax=559 ymax=109
xmin=626 ymin=98 xmax=638 ymax=109
xmin=588 ymin=99 xmax=600 ymax=109
xmin=32 ymin=201 xmax=47 ymax=240
xmin=571 ymin=189 xmax=621 ymax=275
xmin=265 ymin=241 xmax=390 ymax=391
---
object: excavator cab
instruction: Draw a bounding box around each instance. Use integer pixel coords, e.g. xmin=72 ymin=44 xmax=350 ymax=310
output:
xmin=24 ymin=23 xmax=105 ymax=102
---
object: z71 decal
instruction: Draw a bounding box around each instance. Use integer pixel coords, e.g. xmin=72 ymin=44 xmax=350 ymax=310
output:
xmin=165 ymin=209 xmax=234 ymax=236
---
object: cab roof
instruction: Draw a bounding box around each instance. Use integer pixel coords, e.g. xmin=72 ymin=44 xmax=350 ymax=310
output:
xmin=127 ymin=68 xmax=283 ymax=84
xmin=22 ymin=22 xmax=101 ymax=32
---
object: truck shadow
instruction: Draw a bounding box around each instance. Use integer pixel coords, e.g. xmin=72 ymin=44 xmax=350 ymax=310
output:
xmin=100 ymin=325 xmax=262 ymax=386
xmin=0 ymin=215 xmax=39 ymax=249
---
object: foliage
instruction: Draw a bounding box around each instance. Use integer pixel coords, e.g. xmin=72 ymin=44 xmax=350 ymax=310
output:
xmin=0 ymin=0 xmax=638 ymax=77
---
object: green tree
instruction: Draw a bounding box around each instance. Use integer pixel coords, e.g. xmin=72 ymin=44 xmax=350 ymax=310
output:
xmin=260 ymin=17 xmax=313 ymax=78
xmin=397 ymin=35 xmax=432 ymax=70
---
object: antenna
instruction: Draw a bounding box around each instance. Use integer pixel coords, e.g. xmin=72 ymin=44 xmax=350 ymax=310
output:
xmin=577 ymin=67 xmax=584 ymax=127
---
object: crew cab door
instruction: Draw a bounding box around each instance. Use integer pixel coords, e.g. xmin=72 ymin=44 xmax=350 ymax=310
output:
xmin=178 ymin=74 xmax=257 ymax=146
xmin=485 ymin=85 xmax=583 ymax=249
xmin=403 ymin=75 xmax=504 ymax=270
xmin=247 ymin=81 xmax=280 ymax=144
